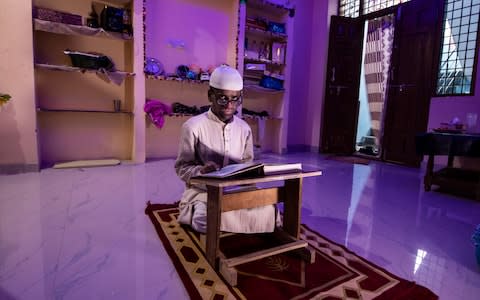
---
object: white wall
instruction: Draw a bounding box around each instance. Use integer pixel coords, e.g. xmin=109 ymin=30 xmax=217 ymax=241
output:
xmin=0 ymin=0 xmax=38 ymax=171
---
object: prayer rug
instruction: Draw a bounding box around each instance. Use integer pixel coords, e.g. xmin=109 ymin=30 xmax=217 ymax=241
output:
xmin=145 ymin=203 xmax=437 ymax=300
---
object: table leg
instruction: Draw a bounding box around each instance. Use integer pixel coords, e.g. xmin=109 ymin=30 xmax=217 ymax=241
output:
xmin=424 ymin=154 xmax=434 ymax=191
xmin=206 ymin=186 xmax=222 ymax=269
xmin=283 ymin=178 xmax=302 ymax=238
xmin=447 ymin=154 xmax=454 ymax=168
xmin=281 ymin=178 xmax=315 ymax=263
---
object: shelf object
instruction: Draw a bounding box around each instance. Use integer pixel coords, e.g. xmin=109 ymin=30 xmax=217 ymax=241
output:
xmin=53 ymin=159 xmax=121 ymax=169
xmin=34 ymin=18 xmax=132 ymax=40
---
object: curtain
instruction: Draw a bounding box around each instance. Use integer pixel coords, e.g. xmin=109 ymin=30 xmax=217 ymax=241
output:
xmin=363 ymin=14 xmax=394 ymax=146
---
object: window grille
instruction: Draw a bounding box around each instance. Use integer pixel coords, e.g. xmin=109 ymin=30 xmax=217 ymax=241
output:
xmin=339 ymin=0 xmax=360 ymax=17
xmin=338 ymin=0 xmax=410 ymax=17
xmin=436 ymin=0 xmax=480 ymax=95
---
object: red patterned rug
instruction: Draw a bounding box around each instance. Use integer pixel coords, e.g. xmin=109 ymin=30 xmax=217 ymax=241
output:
xmin=145 ymin=203 xmax=437 ymax=300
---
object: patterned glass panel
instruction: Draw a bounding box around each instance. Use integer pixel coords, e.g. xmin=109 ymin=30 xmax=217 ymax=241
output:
xmin=437 ymin=0 xmax=480 ymax=95
xmin=363 ymin=0 xmax=411 ymax=14
xmin=339 ymin=0 xmax=360 ymax=17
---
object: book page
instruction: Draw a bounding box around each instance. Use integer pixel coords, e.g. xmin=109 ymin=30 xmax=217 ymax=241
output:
xmin=263 ymin=163 xmax=302 ymax=175
xmin=197 ymin=162 xmax=263 ymax=178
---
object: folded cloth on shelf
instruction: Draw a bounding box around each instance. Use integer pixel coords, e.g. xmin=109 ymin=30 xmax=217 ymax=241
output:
xmin=96 ymin=68 xmax=127 ymax=85
xmin=144 ymin=99 xmax=172 ymax=129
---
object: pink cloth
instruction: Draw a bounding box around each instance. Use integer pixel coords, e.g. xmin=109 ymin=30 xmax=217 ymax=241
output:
xmin=144 ymin=99 xmax=173 ymax=129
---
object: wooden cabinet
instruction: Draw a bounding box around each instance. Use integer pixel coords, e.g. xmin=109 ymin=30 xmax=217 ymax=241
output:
xmin=32 ymin=0 xmax=144 ymax=166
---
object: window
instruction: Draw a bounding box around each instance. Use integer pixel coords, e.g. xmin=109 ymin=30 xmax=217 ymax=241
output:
xmin=436 ymin=0 xmax=480 ymax=95
xmin=339 ymin=0 xmax=360 ymax=17
xmin=338 ymin=0 xmax=410 ymax=17
xmin=363 ymin=0 xmax=411 ymax=14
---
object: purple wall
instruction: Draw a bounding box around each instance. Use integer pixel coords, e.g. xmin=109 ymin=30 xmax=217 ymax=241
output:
xmin=287 ymin=0 xmax=336 ymax=152
xmin=287 ymin=0 xmax=314 ymax=149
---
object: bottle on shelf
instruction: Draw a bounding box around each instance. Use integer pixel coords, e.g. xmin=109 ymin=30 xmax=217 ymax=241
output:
xmin=246 ymin=39 xmax=259 ymax=60
xmin=265 ymin=42 xmax=271 ymax=61
xmin=123 ymin=9 xmax=132 ymax=35
xmin=259 ymin=41 xmax=265 ymax=60
xmin=86 ymin=4 xmax=100 ymax=28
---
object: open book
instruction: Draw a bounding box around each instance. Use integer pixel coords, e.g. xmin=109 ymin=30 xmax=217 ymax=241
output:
xmin=195 ymin=162 xmax=302 ymax=179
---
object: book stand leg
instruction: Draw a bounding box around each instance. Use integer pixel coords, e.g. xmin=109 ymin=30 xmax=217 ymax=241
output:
xmin=205 ymin=177 xmax=315 ymax=286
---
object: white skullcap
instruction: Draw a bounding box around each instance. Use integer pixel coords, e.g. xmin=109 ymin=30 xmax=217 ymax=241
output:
xmin=209 ymin=65 xmax=243 ymax=91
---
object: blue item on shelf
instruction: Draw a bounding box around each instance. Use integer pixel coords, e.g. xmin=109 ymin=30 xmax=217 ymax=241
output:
xmin=186 ymin=70 xmax=197 ymax=80
xmin=144 ymin=57 xmax=163 ymax=75
xmin=268 ymin=21 xmax=286 ymax=34
xmin=260 ymin=75 xmax=283 ymax=90
xmin=176 ymin=65 xmax=189 ymax=78
xmin=100 ymin=6 xmax=124 ymax=33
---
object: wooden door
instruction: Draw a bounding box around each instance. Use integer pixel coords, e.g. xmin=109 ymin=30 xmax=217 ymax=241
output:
xmin=321 ymin=16 xmax=364 ymax=154
xmin=382 ymin=0 xmax=444 ymax=166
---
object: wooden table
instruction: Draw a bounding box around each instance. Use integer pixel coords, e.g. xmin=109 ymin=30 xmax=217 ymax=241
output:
xmin=190 ymin=170 xmax=322 ymax=285
xmin=416 ymin=132 xmax=480 ymax=198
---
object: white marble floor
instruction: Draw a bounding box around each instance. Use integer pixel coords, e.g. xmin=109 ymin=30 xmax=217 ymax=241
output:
xmin=1 ymin=153 xmax=479 ymax=299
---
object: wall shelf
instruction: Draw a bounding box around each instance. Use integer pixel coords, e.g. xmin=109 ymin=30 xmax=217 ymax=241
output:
xmin=242 ymin=115 xmax=282 ymax=121
xmin=246 ymin=26 xmax=287 ymax=41
xmin=168 ymin=113 xmax=197 ymax=118
xmin=37 ymin=108 xmax=133 ymax=115
xmin=244 ymin=58 xmax=285 ymax=67
xmin=244 ymin=84 xmax=285 ymax=94
xmin=146 ymin=74 xmax=209 ymax=85
xmin=247 ymin=0 xmax=291 ymax=15
xmin=34 ymin=18 xmax=133 ymax=40
xmin=35 ymin=63 xmax=135 ymax=77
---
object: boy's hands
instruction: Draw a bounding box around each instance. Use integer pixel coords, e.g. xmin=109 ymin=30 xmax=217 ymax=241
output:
xmin=200 ymin=161 xmax=220 ymax=174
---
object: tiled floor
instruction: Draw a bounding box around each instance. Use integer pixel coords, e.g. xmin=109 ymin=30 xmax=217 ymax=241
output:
xmin=1 ymin=152 xmax=479 ymax=299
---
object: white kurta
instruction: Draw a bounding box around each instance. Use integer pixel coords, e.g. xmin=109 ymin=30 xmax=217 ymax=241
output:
xmin=174 ymin=109 xmax=277 ymax=233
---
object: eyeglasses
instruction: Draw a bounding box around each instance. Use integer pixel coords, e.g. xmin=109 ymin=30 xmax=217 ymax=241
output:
xmin=212 ymin=90 xmax=243 ymax=106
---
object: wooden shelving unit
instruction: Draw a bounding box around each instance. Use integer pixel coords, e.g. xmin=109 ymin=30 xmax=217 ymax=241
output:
xmin=239 ymin=0 xmax=294 ymax=154
xmin=34 ymin=18 xmax=133 ymax=40
xmin=32 ymin=0 xmax=143 ymax=166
